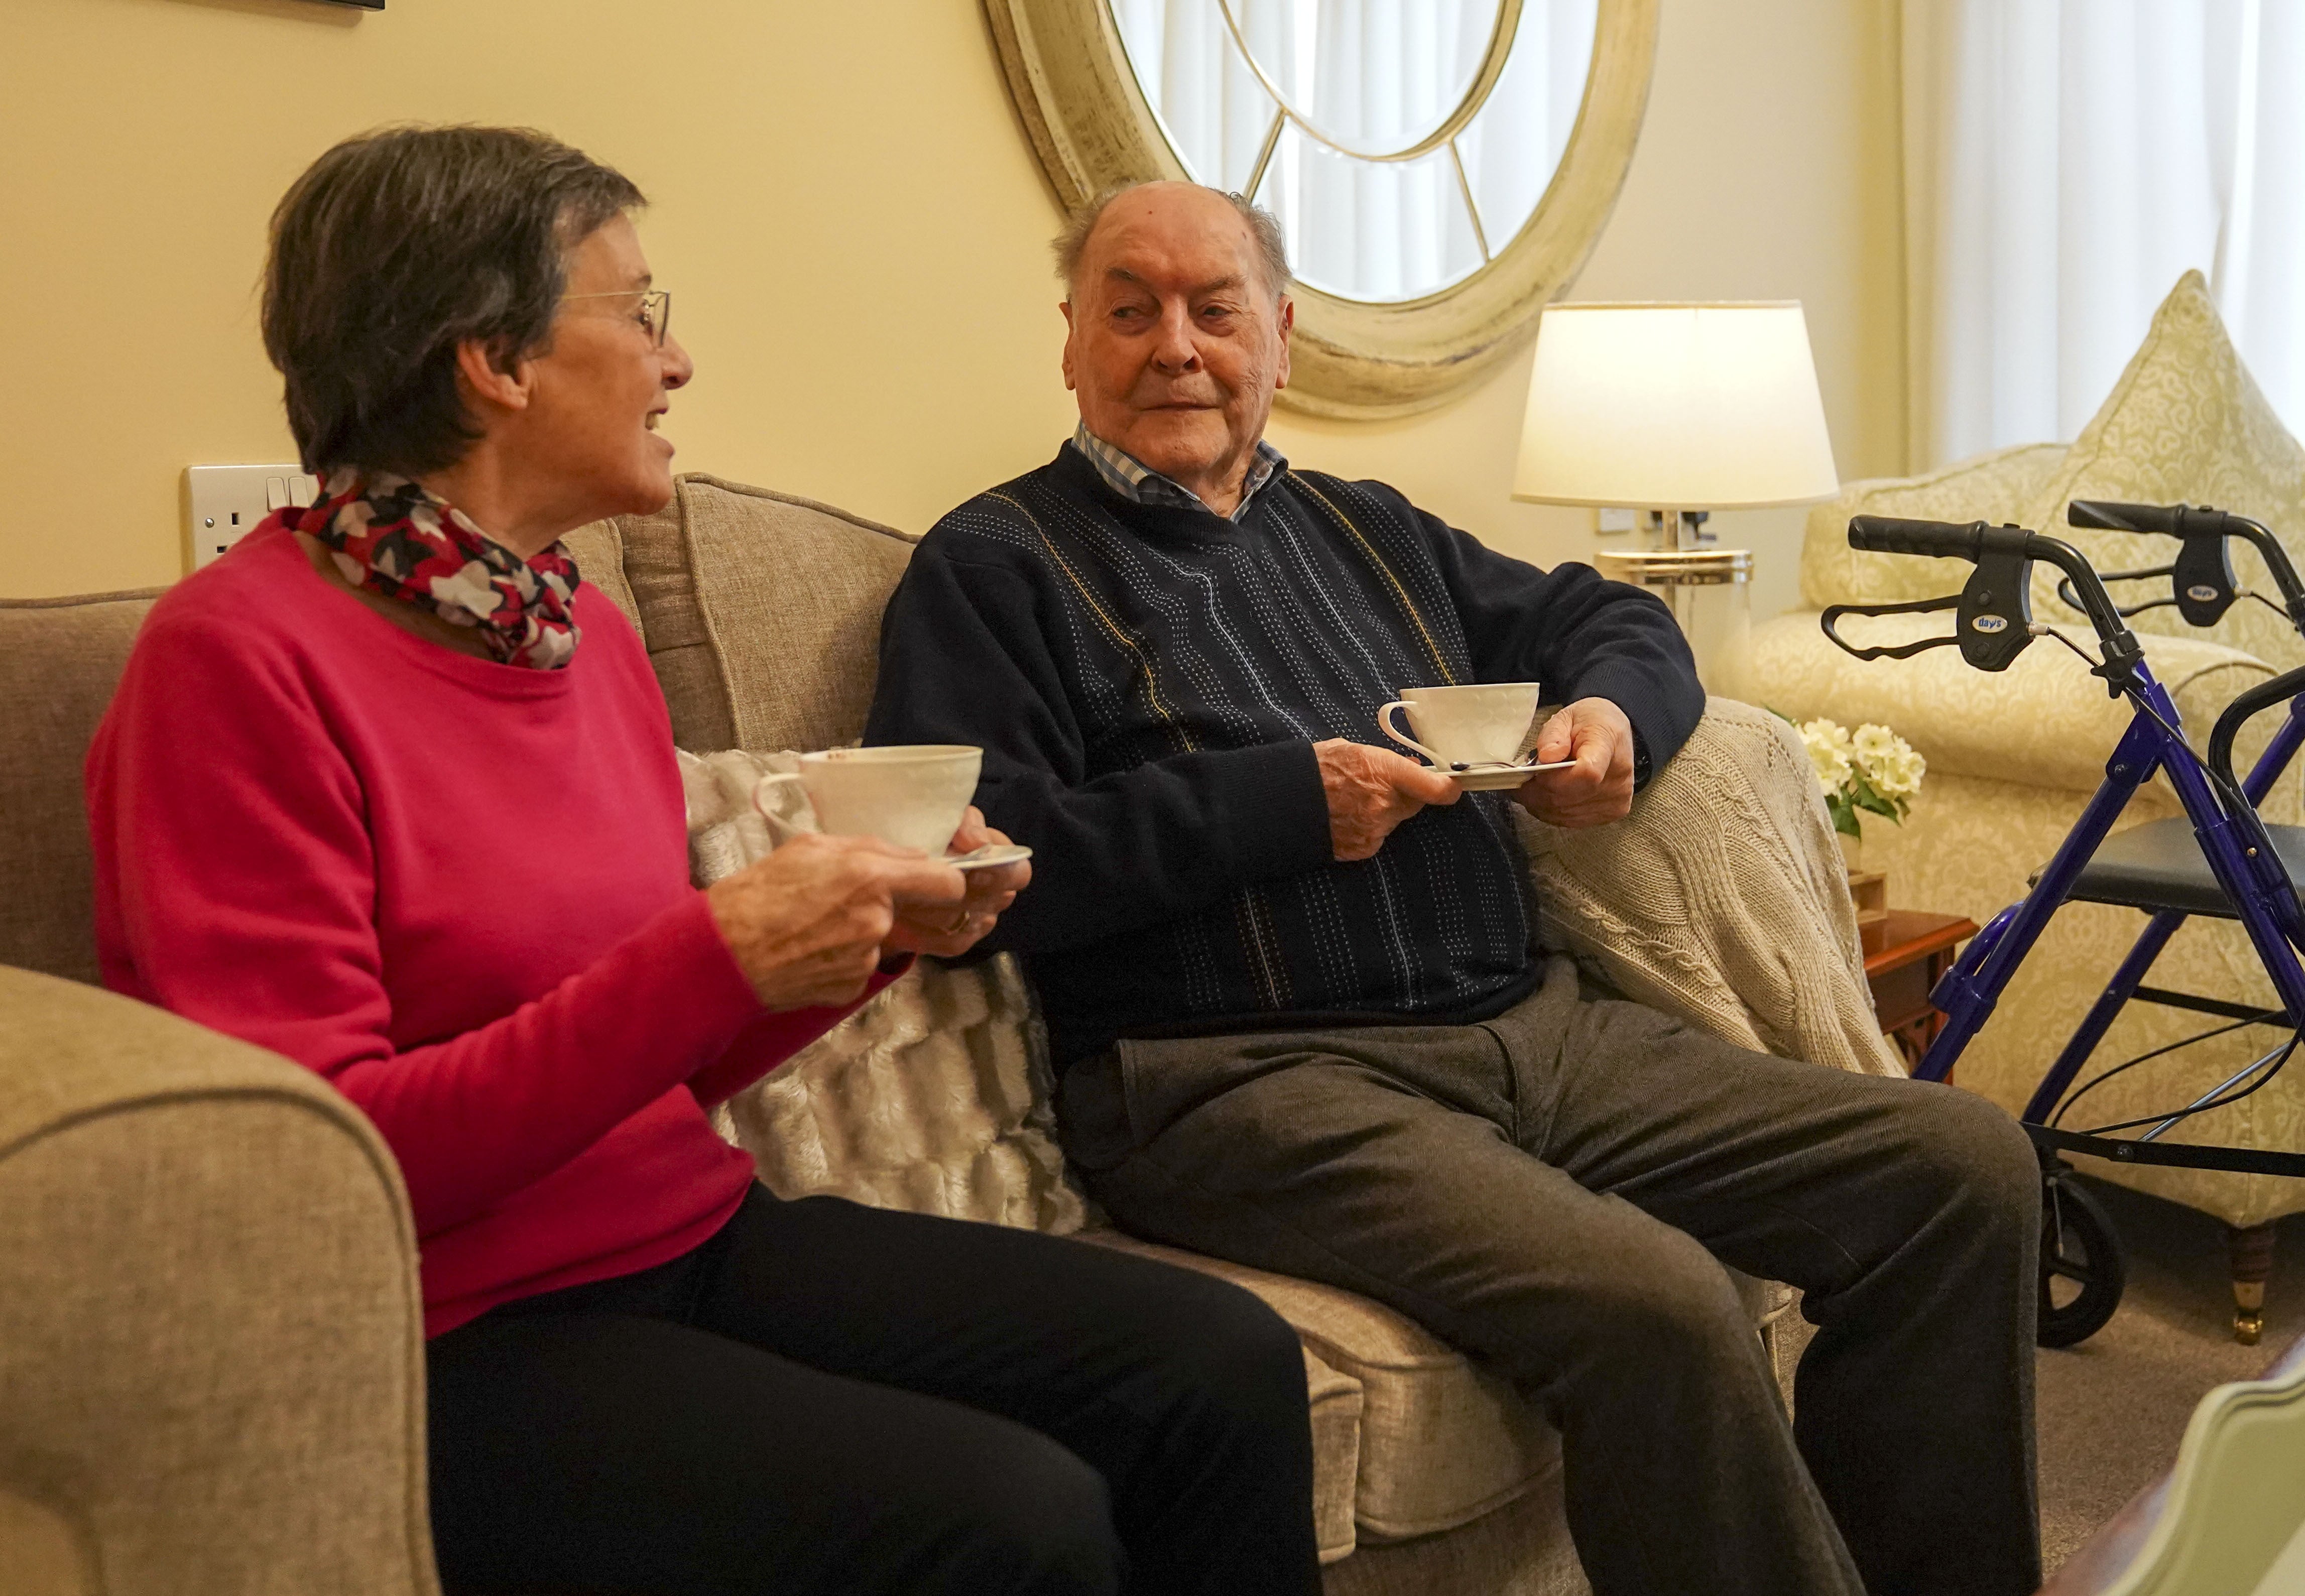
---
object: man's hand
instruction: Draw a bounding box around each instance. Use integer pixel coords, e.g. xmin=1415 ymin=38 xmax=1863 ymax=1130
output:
xmin=883 ymin=806 xmax=1032 ymax=958
xmin=1314 ymin=738 xmax=1460 ymax=862
xmin=1514 ymin=698 xmax=1636 ymax=829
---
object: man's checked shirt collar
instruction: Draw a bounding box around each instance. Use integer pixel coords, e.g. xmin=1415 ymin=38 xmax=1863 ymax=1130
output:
xmin=1069 ymin=421 xmax=1288 ymax=523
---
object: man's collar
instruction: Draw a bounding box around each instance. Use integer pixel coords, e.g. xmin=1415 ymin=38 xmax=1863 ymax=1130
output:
xmin=1068 ymin=421 xmax=1288 ymax=523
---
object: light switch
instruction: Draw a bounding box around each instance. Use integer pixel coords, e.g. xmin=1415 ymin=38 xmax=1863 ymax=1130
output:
xmin=183 ymin=464 xmax=318 ymax=572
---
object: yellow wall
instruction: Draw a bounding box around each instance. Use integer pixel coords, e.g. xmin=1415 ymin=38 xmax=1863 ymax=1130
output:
xmin=0 ymin=0 xmax=1902 ymax=609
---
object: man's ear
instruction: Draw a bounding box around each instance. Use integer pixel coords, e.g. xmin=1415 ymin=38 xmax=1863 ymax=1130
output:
xmin=1273 ymin=295 xmax=1294 ymax=391
xmin=453 ymin=337 xmax=536 ymax=422
xmin=1059 ymin=300 xmax=1077 ymax=393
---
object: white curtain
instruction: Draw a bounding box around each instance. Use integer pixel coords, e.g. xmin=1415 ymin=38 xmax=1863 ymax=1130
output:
xmin=1287 ymin=0 xmax=1489 ymax=299
xmin=1906 ymin=0 xmax=2305 ymax=468
xmin=1111 ymin=0 xmax=1298 ymax=200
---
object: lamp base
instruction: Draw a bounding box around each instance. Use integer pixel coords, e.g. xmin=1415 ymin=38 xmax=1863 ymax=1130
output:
xmin=1592 ymin=548 xmax=1753 ymax=587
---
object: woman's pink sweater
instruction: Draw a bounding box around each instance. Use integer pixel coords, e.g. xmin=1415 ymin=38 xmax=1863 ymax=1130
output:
xmin=87 ymin=519 xmax=886 ymax=1336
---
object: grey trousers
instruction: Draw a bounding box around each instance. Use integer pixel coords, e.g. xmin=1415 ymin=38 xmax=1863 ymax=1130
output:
xmin=1056 ymin=956 xmax=2041 ymax=1596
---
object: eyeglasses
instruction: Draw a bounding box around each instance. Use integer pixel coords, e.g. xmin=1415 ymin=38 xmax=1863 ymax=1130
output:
xmin=561 ymin=288 xmax=672 ymax=348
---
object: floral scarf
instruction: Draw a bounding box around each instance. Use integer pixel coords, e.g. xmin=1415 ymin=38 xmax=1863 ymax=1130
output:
xmin=282 ymin=469 xmax=582 ymax=669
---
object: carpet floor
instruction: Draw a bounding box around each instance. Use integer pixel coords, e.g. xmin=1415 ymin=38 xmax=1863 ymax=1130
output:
xmin=1778 ymin=1175 xmax=2305 ymax=1579
xmin=2031 ymin=1178 xmax=2304 ymax=1575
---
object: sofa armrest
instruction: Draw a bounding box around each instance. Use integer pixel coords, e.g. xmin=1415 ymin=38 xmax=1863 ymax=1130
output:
xmin=1517 ymin=698 xmax=1905 ymax=1077
xmin=1745 ymin=611 xmax=2275 ymax=793
xmin=0 ymin=966 xmax=436 ymax=1596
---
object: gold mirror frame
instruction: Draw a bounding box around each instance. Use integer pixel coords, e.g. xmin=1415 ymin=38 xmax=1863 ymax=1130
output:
xmin=984 ymin=0 xmax=1660 ymax=420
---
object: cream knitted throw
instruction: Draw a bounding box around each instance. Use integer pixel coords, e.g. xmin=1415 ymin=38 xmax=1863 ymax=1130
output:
xmin=1519 ymin=698 xmax=1907 ymax=1078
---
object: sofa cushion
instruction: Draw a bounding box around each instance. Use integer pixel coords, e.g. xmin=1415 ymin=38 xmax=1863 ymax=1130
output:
xmin=0 ymin=591 xmax=163 ymax=985
xmin=601 ymin=475 xmax=917 ymax=755
xmin=2015 ymin=270 xmax=2305 ymax=674
xmin=1799 ymin=442 xmax=2069 ymax=610
xmin=1298 ymin=1346 xmax=1364 ymax=1564
xmin=1076 ymin=1230 xmax=1562 ymax=1543
xmin=560 ymin=518 xmax=641 ymax=634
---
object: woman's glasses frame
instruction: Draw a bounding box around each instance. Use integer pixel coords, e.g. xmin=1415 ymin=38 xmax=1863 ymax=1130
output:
xmin=561 ymin=288 xmax=672 ymax=348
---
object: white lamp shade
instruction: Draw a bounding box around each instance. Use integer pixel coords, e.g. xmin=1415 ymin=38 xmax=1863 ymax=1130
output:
xmin=1511 ymin=302 xmax=1841 ymax=509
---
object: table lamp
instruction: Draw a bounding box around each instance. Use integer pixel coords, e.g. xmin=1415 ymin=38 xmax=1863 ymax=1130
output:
xmin=1511 ymin=301 xmax=1841 ymax=678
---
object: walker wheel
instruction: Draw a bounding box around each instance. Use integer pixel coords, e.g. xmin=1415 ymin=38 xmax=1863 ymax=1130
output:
xmin=2038 ymin=1171 xmax=2125 ymax=1348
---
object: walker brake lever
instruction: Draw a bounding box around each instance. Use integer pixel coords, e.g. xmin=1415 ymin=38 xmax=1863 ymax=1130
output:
xmin=2068 ymin=501 xmax=2248 ymax=625
xmin=1821 ymin=548 xmax=2036 ymax=671
xmin=2055 ymin=566 xmax=2181 ymax=621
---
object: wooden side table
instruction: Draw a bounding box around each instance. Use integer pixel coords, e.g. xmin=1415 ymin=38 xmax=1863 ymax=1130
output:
xmin=1865 ymin=910 xmax=1980 ymax=1069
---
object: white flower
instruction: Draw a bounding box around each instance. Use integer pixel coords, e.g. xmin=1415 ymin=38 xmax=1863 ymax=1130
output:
xmin=1799 ymin=718 xmax=1855 ymax=796
xmin=1852 ymin=722 xmax=1926 ymax=798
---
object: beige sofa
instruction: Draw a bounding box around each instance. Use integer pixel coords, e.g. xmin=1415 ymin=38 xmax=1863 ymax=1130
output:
xmin=1739 ymin=270 xmax=2305 ymax=1336
xmin=2 ymin=473 xmax=1888 ymax=1593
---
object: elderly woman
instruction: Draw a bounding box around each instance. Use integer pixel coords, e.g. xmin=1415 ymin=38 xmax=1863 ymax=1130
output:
xmin=85 ymin=126 xmax=1319 ymax=1596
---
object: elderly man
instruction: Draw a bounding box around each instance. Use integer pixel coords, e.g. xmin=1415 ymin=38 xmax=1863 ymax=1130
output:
xmin=864 ymin=181 xmax=2039 ymax=1596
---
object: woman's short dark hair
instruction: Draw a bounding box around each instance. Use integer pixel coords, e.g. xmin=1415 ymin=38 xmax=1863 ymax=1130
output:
xmin=263 ymin=125 xmax=645 ymax=477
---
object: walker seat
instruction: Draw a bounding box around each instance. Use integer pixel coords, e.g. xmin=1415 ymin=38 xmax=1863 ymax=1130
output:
xmin=2049 ymin=819 xmax=2305 ymax=919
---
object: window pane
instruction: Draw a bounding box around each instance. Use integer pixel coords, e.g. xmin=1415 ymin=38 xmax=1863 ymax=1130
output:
xmin=1115 ymin=0 xmax=1285 ymax=193
xmin=1276 ymin=131 xmax=1484 ymax=300
xmin=1455 ymin=0 xmax=1597 ymax=254
xmin=1297 ymin=0 xmax=1498 ymax=152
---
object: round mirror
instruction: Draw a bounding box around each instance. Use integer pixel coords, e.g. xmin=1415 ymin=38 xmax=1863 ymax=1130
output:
xmin=987 ymin=0 xmax=1656 ymax=417
xmin=1111 ymin=1 xmax=1597 ymax=305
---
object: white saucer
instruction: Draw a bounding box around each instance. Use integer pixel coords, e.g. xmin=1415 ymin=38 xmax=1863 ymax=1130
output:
xmin=946 ymin=843 xmax=1033 ymax=872
xmin=1448 ymin=760 xmax=1574 ymax=791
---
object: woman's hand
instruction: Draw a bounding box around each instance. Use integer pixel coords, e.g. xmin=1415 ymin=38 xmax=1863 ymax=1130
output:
xmin=706 ymin=832 xmax=967 ymax=1010
xmin=883 ymin=807 xmax=1032 ymax=958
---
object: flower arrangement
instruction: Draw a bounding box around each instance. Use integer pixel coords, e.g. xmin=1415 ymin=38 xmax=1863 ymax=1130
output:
xmin=1791 ymin=716 xmax=1926 ymax=840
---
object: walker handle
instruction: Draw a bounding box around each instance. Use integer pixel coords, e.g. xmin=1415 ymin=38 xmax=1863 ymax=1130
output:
xmin=2068 ymin=501 xmax=2187 ymax=536
xmin=1844 ymin=515 xmax=2147 ymax=695
xmin=2068 ymin=501 xmax=2305 ymax=632
xmin=1848 ymin=516 xmax=2037 ymax=563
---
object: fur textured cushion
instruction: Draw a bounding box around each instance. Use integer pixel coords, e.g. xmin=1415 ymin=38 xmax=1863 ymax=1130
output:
xmin=680 ymin=749 xmax=1086 ymax=1234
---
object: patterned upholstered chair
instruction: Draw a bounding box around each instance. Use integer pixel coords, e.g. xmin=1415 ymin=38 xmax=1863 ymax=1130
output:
xmin=1742 ymin=270 xmax=2305 ymax=1340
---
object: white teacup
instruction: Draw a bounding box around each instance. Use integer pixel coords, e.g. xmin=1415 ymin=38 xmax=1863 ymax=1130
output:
xmin=1378 ymin=682 xmax=1542 ymax=768
xmin=753 ymin=745 xmax=983 ymax=856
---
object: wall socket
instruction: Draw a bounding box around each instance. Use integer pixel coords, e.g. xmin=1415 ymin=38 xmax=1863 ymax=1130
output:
xmin=1596 ymin=507 xmax=1640 ymax=535
xmin=184 ymin=464 xmax=321 ymax=571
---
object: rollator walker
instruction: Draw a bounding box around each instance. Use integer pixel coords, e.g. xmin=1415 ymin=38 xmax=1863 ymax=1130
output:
xmin=1821 ymin=502 xmax=2305 ymax=1347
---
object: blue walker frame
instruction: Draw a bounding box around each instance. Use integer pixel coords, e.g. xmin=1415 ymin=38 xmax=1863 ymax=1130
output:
xmin=1823 ymin=505 xmax=2305 ymax=1344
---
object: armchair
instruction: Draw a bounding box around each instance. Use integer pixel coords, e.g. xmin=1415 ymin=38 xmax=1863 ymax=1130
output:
xmin=1740 ymin=271 xmax=2305 ymax=1338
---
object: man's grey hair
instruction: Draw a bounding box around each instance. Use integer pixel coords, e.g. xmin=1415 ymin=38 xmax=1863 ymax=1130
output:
xmin=1053 ymin=181 xmax=1292 ymax=303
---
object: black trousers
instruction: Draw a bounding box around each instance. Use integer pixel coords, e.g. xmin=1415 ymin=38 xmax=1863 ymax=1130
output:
xmin=424 ymin=1184 xmax=1322 ymax=1595
xmin=1061 ymin=955 xmax=2043 ymax=1596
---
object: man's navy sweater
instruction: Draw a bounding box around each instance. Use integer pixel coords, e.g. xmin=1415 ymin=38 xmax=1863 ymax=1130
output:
xmin=863 ymin=444 xmax=1705 ymax=1067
